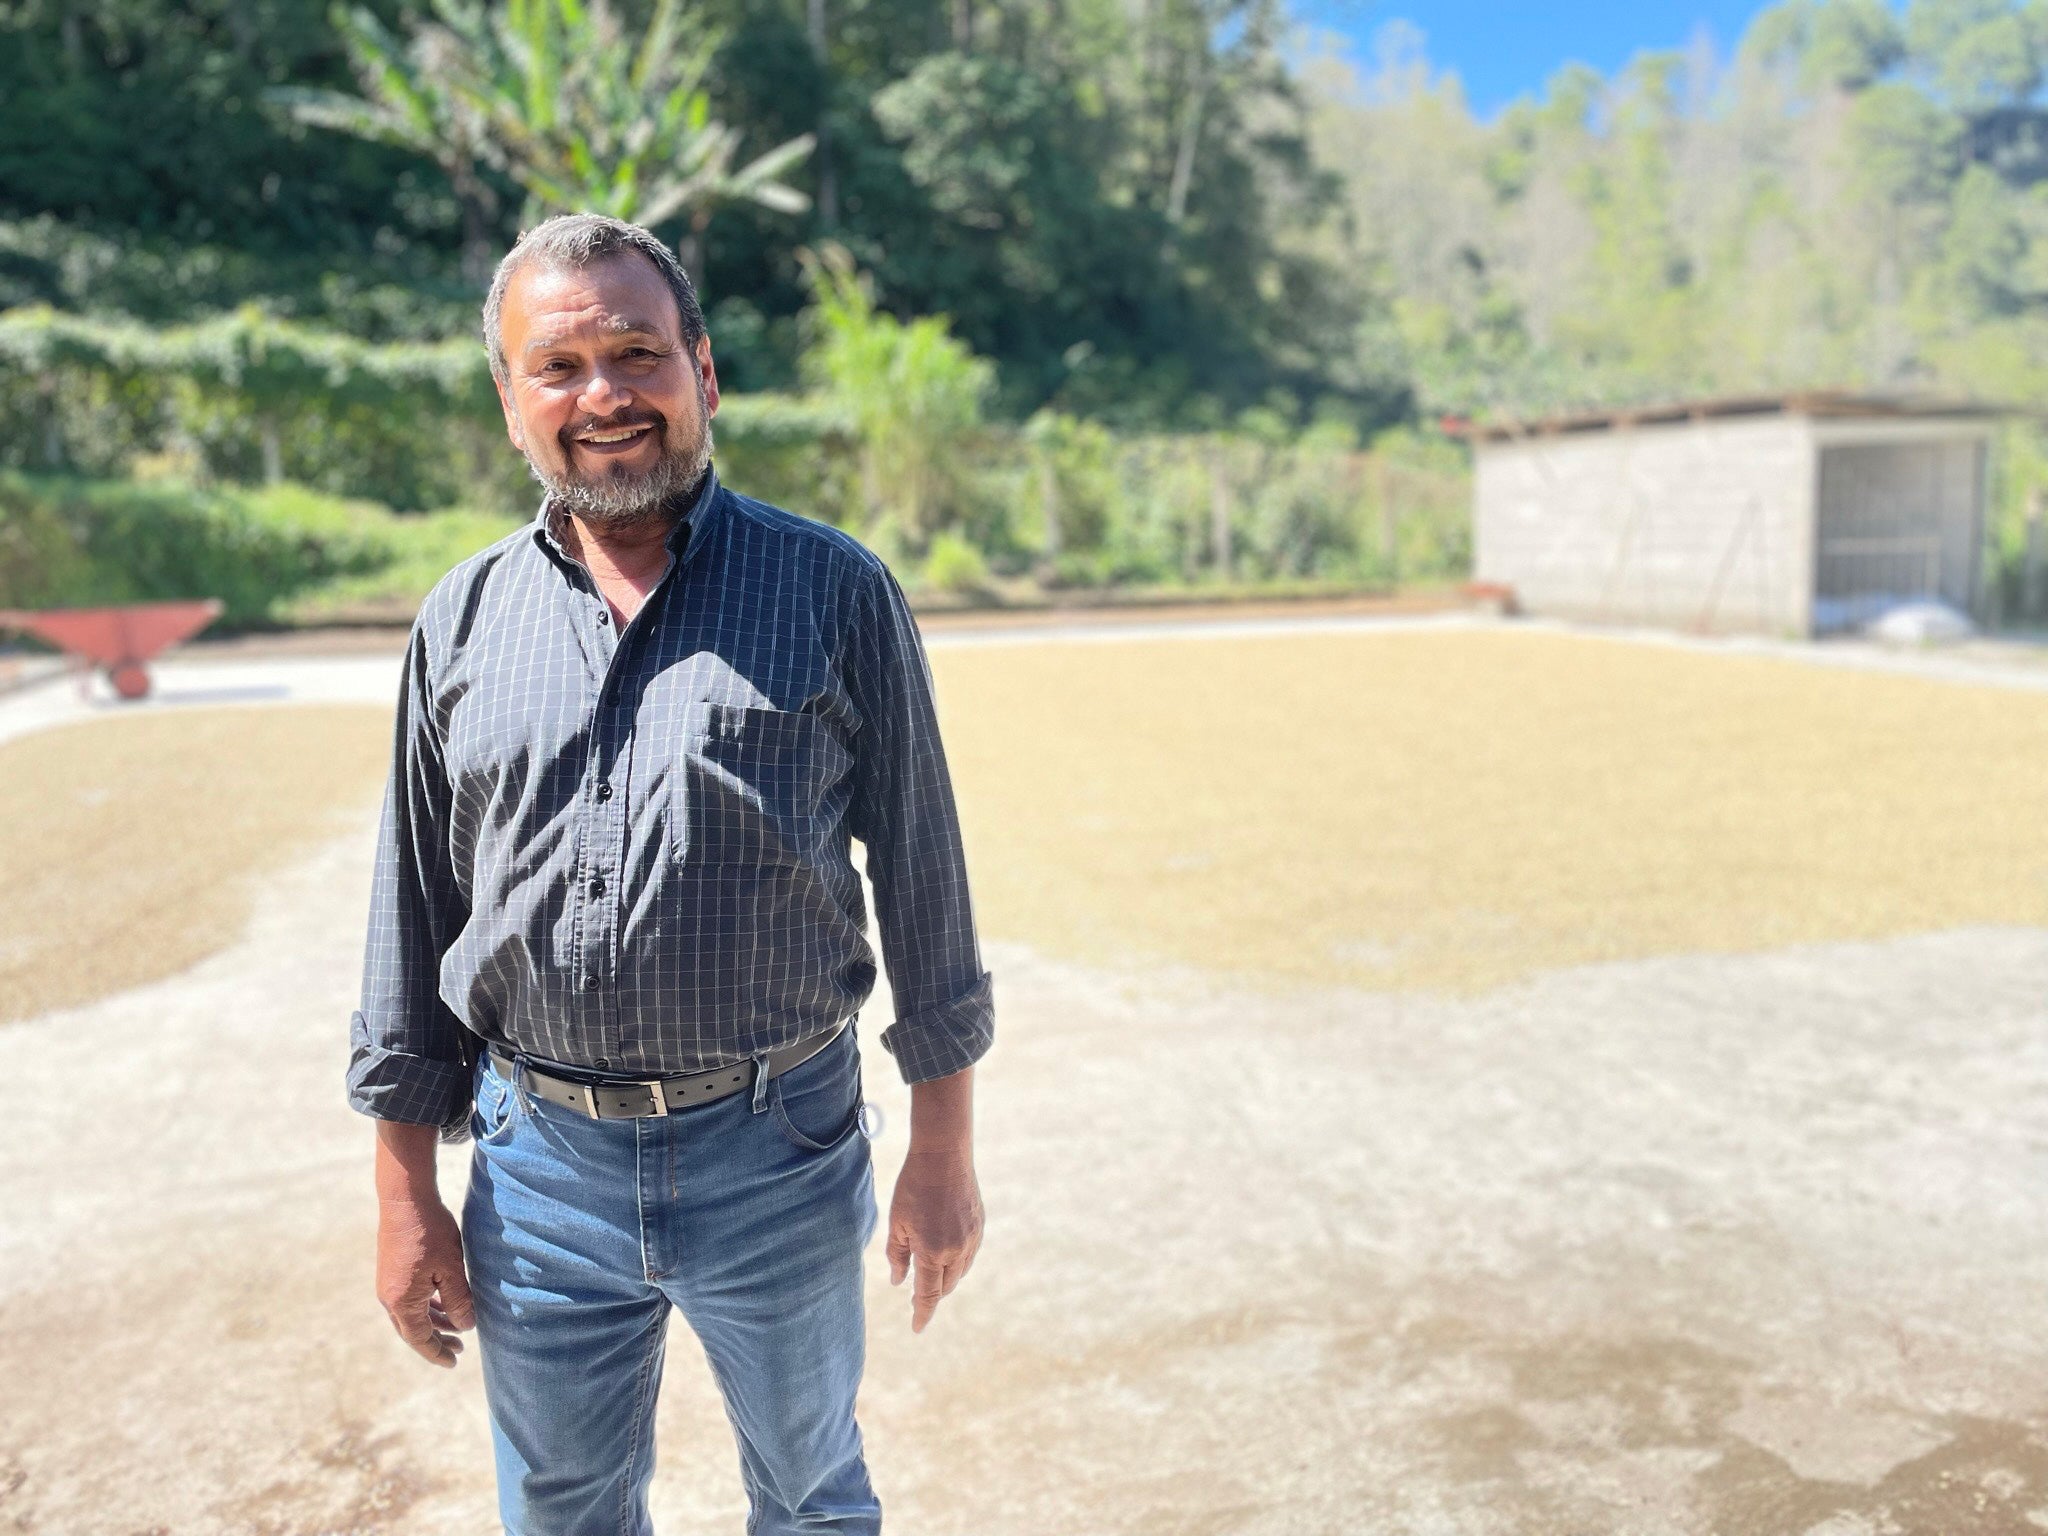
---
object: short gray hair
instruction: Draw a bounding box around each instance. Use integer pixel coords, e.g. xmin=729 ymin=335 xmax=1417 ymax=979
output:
xmin=482 ymin=213 xmax=708 ymax=383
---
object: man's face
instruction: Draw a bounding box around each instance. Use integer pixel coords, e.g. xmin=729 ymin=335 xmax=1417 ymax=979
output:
xmin=492 ymin=252 xmax=721 ymax=530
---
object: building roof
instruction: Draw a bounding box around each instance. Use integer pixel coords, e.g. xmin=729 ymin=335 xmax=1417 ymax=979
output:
xmin=1455 ymin=391 xmax=2005 ymax=445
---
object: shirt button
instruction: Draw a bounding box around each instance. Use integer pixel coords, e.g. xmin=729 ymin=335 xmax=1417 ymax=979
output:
xmin=581 ymin=973 xmax=599 ymax=991
xmin=596 ymin=782 xmax=613 ymax=801
xmin=595 ymin=1057 xmax=610 ymax=1068
xmin=589 ymin=876 xmax=606 ymax=897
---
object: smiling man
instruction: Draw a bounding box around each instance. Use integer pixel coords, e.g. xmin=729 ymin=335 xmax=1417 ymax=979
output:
xmin=347 ymin=213 xmax=993 ymax=1535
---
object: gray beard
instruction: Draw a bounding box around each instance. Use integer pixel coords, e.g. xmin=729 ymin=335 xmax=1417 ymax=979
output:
xmin=529 ymin=401 xmax=714 ymax=533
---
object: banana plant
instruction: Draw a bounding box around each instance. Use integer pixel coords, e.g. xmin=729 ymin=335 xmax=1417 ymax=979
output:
xmin=267 ymin=8 xmax=505 ymax=282
xmin=277 ymin=0 xmax=814 ymax=281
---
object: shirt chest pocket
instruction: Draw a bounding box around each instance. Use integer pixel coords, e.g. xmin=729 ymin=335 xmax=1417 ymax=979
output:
xmin=673 ymin=702 xmax=854 ymax=868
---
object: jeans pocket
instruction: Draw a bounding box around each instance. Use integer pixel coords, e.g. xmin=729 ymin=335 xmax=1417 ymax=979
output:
xmin=470 ymin=1061 xmax=522 ymax=1147
xmin=673 ymin=703 xmax=852 ymax=869
xmin=769 ymin=1031 xmax=864 ymax=1153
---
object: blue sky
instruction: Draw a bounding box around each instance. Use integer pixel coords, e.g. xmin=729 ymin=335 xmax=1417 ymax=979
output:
xmin=1292 ymin=1 xmax=1783 ymax=114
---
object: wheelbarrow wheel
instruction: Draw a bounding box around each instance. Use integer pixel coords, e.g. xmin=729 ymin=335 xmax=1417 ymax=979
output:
xmin=108 ymin=661 xmax=152 ymax=700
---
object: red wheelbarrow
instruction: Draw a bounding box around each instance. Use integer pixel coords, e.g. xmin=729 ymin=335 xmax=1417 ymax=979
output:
xmin=0 ymin=599 xmax=225 ymax=700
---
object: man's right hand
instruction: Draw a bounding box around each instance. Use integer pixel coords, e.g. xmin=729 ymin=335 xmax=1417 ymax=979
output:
xmin=376 ymin=1195 xmax=475 ymax=1367
xmin=373 ymin=1119 xmax=475 ymax=1368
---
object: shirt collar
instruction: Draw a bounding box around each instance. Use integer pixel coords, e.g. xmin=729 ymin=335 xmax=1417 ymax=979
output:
xmin=530 ymin=464 xmax=723 ymax=571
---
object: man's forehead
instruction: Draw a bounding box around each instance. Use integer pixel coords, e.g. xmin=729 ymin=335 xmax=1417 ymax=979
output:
xmin=505 ymin=256 xmax=681 ymax=348
xmin=522 ymin=311 xmax=672 ymax=354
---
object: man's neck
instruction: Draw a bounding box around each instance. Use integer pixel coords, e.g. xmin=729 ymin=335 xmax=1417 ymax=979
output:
xmin=552 ymin=472 xmax=704 ymax=581
xmin=553 ymin=506 xmax=674 ymax=571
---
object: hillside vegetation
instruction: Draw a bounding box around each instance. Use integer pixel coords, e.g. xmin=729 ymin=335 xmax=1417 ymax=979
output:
xmin=4 ymin=0 xmax=2047 ymax=615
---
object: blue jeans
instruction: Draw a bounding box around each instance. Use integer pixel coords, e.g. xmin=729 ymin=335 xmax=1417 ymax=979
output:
xmin=461 ymin=1025 xmax=882 ymax=1535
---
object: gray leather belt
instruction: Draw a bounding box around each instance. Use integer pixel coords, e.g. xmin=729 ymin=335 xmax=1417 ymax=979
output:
xmin=489 ymin=1020 xmax=847 ymax=1121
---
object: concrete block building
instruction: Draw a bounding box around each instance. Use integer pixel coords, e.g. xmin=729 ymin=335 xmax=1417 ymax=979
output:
xmin=1469 ymin=394 xmax=2000 ymax=637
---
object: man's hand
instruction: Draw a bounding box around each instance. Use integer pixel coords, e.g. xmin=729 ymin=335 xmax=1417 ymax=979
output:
xmin=376 ymin=1194 xmax=476 ymax=1367
xmin=372 ymin=1119 xmax=474 ymax=1368
xmin=887 ymin=1065 xmax=982 ymax=1333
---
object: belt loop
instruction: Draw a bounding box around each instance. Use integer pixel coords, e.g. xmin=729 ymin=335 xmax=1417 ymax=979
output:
xmin=511 ymin=1055 xmax=535 ymax=1116
xmin=749 ymin=1051 xmax=773 ymax=1114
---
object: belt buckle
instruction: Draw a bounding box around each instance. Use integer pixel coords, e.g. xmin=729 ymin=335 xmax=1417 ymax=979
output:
xmin=588 ymin=1076 xmax=669 ymax=1119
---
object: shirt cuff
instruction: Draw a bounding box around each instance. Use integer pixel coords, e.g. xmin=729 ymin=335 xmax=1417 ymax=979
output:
xmin=347 ymin=1010 xmax=474 ymax=1138
xmin=878 ymin=971 xmax=995 ymax=1084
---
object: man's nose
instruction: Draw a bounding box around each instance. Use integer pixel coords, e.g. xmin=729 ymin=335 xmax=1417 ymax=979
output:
xmin=577 ymin=366 xmax=632 ymax=416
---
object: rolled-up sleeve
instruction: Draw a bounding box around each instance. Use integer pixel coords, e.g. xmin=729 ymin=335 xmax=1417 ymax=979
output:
xmin=347 ymin=618 xmax=475 ymax=1136
xmin=844 ymin=559 xmax=995 ymax=1084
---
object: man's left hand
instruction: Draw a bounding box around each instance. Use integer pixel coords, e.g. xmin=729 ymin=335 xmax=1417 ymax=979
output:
xmin=886 ymin=1141 xmax=983 ymax=1333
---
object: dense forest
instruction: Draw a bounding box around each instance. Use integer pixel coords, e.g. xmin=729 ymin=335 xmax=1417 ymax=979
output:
xmin=1320 ymin=0 xmax=2048 ymax=426
xmin=4 ymin=0 xmax=2048 ymax=615
xmin=0 ymin=0 xmax=1358 ymax=420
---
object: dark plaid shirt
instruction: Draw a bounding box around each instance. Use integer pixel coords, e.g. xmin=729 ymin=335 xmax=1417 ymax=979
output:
xmin=346 ymin=468 xmax=994 ymax=1134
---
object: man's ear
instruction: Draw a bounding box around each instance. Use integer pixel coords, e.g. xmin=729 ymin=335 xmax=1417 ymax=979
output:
xmin=696 ymin=334 xmax=721 ymax=418
xmin=494 ymin=375 xmax=526 ymax=453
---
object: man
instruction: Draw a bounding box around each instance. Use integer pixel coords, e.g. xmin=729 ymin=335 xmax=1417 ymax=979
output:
xmin=346 ymin=212 xmax=993 ymax=1536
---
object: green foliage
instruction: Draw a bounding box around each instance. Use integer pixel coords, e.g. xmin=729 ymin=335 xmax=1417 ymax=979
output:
xmin=0 ymin=0 xmax=1375 ymax=427
xmin=701 ymin=391 xmax=856 ymax=528
xmin=1813 ymin=0 xmax=1910 ymax=87
xmin=0 ymin=473 xmax=515 ymax=627
xmin=0 ymin=0 xmax=456 ymax=274
xmin=0 ymin=216 xmax=478 ymax=337
xmin=75 ymin=0 xmax=2048 ymax=616
xmin=0 ymin=304 xmax=515 ymax=510
xmin=1313 ymin=0 xmax=2048 ymax=431
xmin=1849 ymin=81 xmax=1965 ymax=206
xmin=874 ymin=57 xmax=1054 ymax=234
xmin=1934 ymin=164 xmax=2037 ymax=315
xmin=266 ymin=3 xmax=507 ymax=281
xmin=797 ymin=244 xmax=995 ymax=548
xmin=275 ymin=0 xmax=814 ymax=276
xmin=0 ymin=476 xmax=275 ymax=622
xmin=1905 ymin=0 xmax=2048 ymax=109
xmin=1022 ymin=411 xmax=1118 ymax=560
xmin=921 ymin=529 xmax=991 ymax=595
xmin=1747 ymin=1 xmax=1905 ymax=91
xmin=266 ymin=498 xmax=528 ymax=621
xmin=1304 ymin=2 xmax=2048 ymax=615
xmin=0 ymin=299 xmax=893 ymax=517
